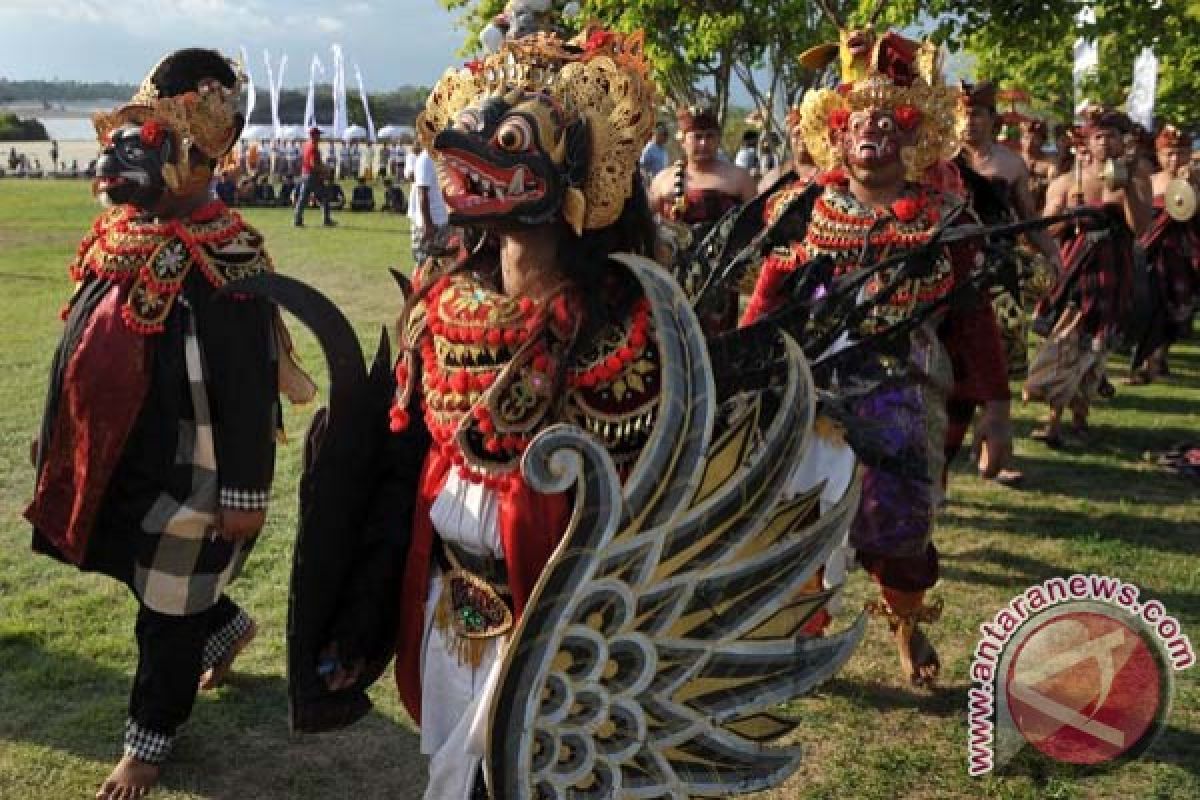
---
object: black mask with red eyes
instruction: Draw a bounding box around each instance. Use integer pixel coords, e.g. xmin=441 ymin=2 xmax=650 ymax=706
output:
xmin=432 ymin=93 xmax=588 ymax=229
xmin=94 ymin=122 xmax=175 ymax=210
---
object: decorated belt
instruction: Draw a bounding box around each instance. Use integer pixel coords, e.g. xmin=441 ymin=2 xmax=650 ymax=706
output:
xmin=435 ymin=538 xmax=511 ymax=594
xmin=433 ymin=538 xmax=513 ymax=668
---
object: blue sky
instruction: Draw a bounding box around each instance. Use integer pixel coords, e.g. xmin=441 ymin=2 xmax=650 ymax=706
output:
xmin=0 ymin=1 xmax=466 ymax=89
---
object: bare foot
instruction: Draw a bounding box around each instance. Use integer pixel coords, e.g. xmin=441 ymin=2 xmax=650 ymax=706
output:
xmin=199 ymin=618 xmax=258 ymax=691
xmin=894 ymin=622 xmax=940 ymax=689
xmin=96 ymin=754 xmax=159 ymax=799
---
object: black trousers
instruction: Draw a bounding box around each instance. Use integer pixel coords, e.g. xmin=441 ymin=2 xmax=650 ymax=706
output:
xmin=129 ymin=594 xmax=240 ymax=736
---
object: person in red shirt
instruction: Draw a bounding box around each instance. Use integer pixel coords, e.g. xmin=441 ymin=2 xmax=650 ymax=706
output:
xmin=293 ymin=126 xmax=336 ymax=227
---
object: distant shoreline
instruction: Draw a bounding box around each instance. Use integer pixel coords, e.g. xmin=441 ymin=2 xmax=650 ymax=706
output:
xmin=0 ymin=104 xmax=111 ymax=119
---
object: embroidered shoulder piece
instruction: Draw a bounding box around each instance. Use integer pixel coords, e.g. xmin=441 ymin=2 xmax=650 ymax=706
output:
xmin=390 ymin=270 xmax=661 ymax=492
xmin=745 ymin=185 xmax=961 ymax=328
xmin=68 ymin=202 xmax=266 ymax=334
xmin=563 ymin=302 xmax=659 ymax=469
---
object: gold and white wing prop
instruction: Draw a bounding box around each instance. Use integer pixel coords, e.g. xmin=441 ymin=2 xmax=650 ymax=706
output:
xmin=487 ymin=255 xmax=864 ymax=799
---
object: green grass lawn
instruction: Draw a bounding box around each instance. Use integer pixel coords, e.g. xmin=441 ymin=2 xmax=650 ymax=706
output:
xmin=1 ymin=180 xmax=1197 ymax=799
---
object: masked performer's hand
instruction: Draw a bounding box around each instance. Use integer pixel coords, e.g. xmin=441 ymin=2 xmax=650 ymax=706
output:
xmin=216 ymin=508 xmax=266 ymax=541
xmin=317 ymin=642 xmax=364 ymax=691
xmin=974 ymin=400 xmax=1014 ymax=479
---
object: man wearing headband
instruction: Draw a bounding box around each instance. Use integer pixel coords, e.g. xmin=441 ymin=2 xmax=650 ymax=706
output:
xmin=648 ymin=104 xmax=757 ymax=237
xmin=1026 ymin=108 xmax=1151 ymax=447
xmin=648 ymin=104 xmax=757 ymax=333
xmin=1129 ymin=124 xmax=1199 ymax=383
xmin=1020 ymin=117 xmax=1059 ymax=211
xmin=954 ymin=81 xmax=1061 ymax=486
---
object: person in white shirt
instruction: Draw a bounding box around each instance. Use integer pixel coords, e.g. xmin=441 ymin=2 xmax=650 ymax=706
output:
xmin=406 ymin=144 xmax=451 ymax=263
xmin=639 ymin=122 xmax=670 ymax=181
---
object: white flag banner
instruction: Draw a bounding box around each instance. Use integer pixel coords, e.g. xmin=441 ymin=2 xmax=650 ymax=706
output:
xmin=278 ymin=55 xmax=289 ymax=135
xmin=263 ymin=50 xmax=277 ymax=138
xmin=1073 ymin=5 xmax=1098 ymax=110
xmin=305 ymin=54 xmax=324 ymax=131
xmin=331 ymin=44 xmax=348 ymax=138
xmin=239 ymin=46 xmax=255 ymax=126
xmin=1126 ymin=47 xmax=1158 ymax=132
xmin=264 ymin=50 xmax=288 ymax=140
xmin=354 ymin=63 xmax=376 ymax=142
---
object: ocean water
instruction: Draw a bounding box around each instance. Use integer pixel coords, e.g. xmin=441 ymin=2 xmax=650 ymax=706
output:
xmin=37 ymin=117 xmax=97 ymax=142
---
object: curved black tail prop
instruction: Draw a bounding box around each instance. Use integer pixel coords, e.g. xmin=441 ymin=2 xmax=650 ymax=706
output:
xmin=224 ymin=273 xmax=420 ymax=734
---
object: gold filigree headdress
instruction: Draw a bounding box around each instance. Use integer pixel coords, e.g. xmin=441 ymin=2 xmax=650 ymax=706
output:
xmin=418 ymin=26 xmax=656 ymax=231
xmin=93 ymin=51 xmax=245 ymax=189
xmin=798 ymin=34 xmax=960 ymax=181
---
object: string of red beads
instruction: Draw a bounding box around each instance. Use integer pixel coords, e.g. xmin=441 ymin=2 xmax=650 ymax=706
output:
xmin=388 ymin=277 xmax=652 ymax=492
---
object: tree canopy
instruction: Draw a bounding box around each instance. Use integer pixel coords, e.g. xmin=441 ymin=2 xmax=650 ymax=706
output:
xmin=439 ymin=0 xmax=1200 ymax=132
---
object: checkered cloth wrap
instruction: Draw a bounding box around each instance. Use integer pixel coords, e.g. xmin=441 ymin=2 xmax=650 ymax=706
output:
xmin=201 ymin=606 xmax=254 ymax=671
xmin=124 ymin=718 xmax=173 ymax=764
xmin=131 ymin=299 xmax=256 ymax=616
xmin=1037 ymin=207 xmax=1135 ymax=347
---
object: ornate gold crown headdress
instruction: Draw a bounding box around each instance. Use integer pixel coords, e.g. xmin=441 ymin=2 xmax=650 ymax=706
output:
xmin=798 ymin=35 xmax=960 ymax=181
xmin=93 ymin=53 xmax=245 ymax=163
xmin=418 ymin=26 xmax=656 ymax=231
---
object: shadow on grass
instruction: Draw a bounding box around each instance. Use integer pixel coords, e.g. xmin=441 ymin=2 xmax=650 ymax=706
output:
xmin=0 ymin=631 xmax=423 ymax=798
xmin=941 ymin=546 xmax=1068 ymax=589
xmin=941 ymin=546 xmax=1200 ymax=623
xmin=942 ymin=490 xmax=1197 ymax=558
xmin=818 ymin=676 xmax=968 ymax=718
xmin=1104 ymin=390 xmax=1200 ymax=416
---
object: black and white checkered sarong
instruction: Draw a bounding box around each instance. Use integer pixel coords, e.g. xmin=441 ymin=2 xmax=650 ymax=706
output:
xmin=200 ymin=607 xmax=255 ymax=671
xmin=124 ymin=718 xmax=172 ymax=764
xmin=131 ymin=299 xmax=253 ymax=616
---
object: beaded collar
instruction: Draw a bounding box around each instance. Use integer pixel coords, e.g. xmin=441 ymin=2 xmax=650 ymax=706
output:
xmin=391 ymin=271 xmax=659 ymax=492
xmin=68 ymin=201 xmax=266 ymax=333
xmin=745 ymin=179 xmax=958 ymax=326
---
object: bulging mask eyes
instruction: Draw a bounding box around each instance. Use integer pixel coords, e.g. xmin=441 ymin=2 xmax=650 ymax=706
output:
xmin=494 ymin=117 xmax=533 ymax=153
xmin=456 ymin=110 xmax=483 ymax=132
xmin=877 ymin=117 xmax=896 ymax=133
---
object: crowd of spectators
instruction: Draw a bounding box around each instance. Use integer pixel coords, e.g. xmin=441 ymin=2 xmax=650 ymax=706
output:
xmin=3 ymin=143 xmax=93 ymax=179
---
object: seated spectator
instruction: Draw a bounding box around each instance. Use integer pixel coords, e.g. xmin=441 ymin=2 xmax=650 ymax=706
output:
xmin=213 ymin=170 xmax=237 ymax=205
xmin=254 ymin=175 xmax=276 ymax=206
xmin=350 ymin=176 xmax=375 ymax=211
xmin=321 ymin=182 xmax=346 ymax=211
xmin=380 ymin=178 xmax=405 ymax=213
xmin=236 ymin=175 xmax=257 ymax=206
xmin=277 ymin=173 xmax=297 ymax=206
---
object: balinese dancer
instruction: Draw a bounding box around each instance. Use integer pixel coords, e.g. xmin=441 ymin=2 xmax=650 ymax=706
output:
xmin=742 ymin=31 xmax=969 ymax=688
xmin=952 ymin=81 xmax=1059 ymax=486
xmin=1026 ymin=109 xmax=1151 ymax=446
xmin=760 ymin=105 xmax=822 ymax=194
xmin=24 ymin=49 xmax=299 ymax=799
xmin=272 ymin=21 xmax=867 ymax=800
xmin=649 ymin=104 xmax=757 ymax=333
xmin=391 ymin=30 xmax=662 ymax=796
xmin=1019 ymin=117 xmax=1059 ymax=211
xmin=1129 ymin=124 xmax=1198 ymax=383
xmin=648 ymin=104 xmax=757 ymax=235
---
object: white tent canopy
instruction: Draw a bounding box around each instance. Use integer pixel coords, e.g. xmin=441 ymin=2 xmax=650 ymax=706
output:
xmin=343 ymin=124 xmax=369 ymax=141
xmin=281 ymin=125 xmax=308 ymax=140
xmin=377 ymin=124 xmax=415 ymax=142
xmin=240 ymin=124 xmax=273 ymax=140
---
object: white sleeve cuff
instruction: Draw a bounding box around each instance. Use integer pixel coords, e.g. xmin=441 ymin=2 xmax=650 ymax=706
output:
xmin=220 ymin=487 xmax=270 ymax=511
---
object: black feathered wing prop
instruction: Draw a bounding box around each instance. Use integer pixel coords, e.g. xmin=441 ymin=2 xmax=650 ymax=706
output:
xmin=486 ymin=255 xmax=864 ymax=798
xmin=224 ymin=272 xmax=428 ymax=733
